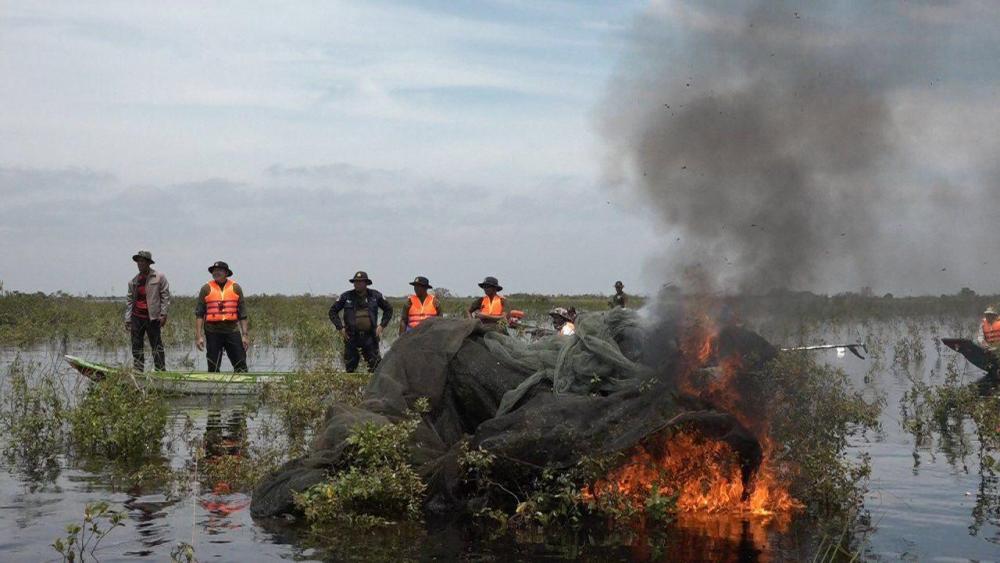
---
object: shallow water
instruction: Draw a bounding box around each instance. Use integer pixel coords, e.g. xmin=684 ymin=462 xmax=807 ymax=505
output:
xmin=1 ymin=318 xmax=999 ymax=561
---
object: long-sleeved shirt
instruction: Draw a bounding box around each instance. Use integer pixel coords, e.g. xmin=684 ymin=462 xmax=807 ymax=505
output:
xmin=329 ymin=288 xmax=393 ymax=333
xmin=125 ymin=269 xmax=170 ymax=321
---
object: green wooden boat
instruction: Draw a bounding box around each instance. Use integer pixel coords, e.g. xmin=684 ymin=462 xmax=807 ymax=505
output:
xmin=64 ymin=355 xmax=290 ymax=396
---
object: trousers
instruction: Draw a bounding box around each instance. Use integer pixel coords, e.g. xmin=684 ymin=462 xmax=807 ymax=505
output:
xmin=344 ymin=330 xmax=381 ymax=373
xmin=130 ymin=316 xmax=165 ymax=371
xmin=206 ymin=330 xmax=248 ymax=372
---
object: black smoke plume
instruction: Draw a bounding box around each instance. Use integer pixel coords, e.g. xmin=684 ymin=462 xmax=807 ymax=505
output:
xmin=601 ymin=1 xmax=1000 ymax=294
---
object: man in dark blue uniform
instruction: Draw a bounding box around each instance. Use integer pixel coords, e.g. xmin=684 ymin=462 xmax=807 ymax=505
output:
xmin=328 ymin=271 xmax=394 ymax=372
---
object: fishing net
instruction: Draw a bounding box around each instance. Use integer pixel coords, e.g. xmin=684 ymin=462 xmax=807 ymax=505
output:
xmin=250 ymin=309 xmax=765 ymax=518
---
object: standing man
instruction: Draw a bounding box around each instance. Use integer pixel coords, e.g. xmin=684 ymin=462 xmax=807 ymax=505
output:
xmin=125 ymin=250 xmax=170 ymax=371
xmin=195 ymin=261 xmax=249 ymax=372
xmin=400 ymin=276 xmax=441 ymax=333
xmin=609 ymin=281 xmax=628 ymax=309
xmin=467 ymin=276 xmax=510 ymax=328
xmin=329 ymin=271 xmax=394 ymax=373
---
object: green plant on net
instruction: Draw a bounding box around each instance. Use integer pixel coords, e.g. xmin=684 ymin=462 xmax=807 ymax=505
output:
xmin=51 ymin=501 xmax=126 ymax=563
xmin=293 ymin=398 xmax=430 ymax=529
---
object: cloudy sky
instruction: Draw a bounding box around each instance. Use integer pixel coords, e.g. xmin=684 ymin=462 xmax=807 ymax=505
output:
xmin=3 ymin=1 xmax=1000 ymax=296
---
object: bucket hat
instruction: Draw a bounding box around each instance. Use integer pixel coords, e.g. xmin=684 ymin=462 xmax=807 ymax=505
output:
xmin=208 ymin=261 xmax=233 ymax=277
xmin=478 ymin=276 xmax=503 ymax=292
xmin=409 ymin=276 xmax=432 ymax=289
xmin=349 ymin=271 xmax=373 ymax=285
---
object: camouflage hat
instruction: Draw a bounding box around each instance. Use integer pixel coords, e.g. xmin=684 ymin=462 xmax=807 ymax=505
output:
xmin=132 ymin=250 xmax=155 ymax=264
xmin=349 ymin=271 xmax=373 ymax=285
xmin=549 ymin=307 xmax=572 ymax=321
xmin=208 ymin=261 xmax=233 ymax=276
xmin=985 ymin=305 xmax=999 ymax=316
xmin=478 ymin=276 xmax=503 ymax=292
xmin=409 ymin=276 xmax=432 ymax=289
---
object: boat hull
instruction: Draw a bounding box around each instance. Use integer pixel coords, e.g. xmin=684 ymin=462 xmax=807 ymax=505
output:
xmin=940 ymin=338 xmax=999 ymax=375
xmin=64 ymin=355 xmax=292 ymax=396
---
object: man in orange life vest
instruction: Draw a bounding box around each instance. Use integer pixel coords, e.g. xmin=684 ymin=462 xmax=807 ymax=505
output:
xmin=467 ymin=276 xmax=511 ymax=330
xmin=981 ymin=306 xmax=1000 ymax=350
xmin=195 ymin=261 xmax=249 ymax=372
xmin=329 ymin=271 xmax=394 ymax=373
xmin=125 ymin=250 xmax=171 ymax=371
xmin=399 ymin=276 xmax=441 ymax=333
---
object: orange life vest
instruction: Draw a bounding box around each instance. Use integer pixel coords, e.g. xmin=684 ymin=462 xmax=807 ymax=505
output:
xmin=480 ymin=295 xmax=504 ymax=316
xmin=205 ymin=280 xmax=240 ymax=322
xmin=983 ymin=318 xmax=1000 ymax=344
xmin=407 ymin=295 xmax=438 ymax=328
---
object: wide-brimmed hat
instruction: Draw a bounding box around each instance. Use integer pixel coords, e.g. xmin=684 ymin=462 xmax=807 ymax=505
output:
xmin=349 ymin=271 xmax=373 ymax=285
xmin=478 ymin=276 xmax=503 ymax=292
xmin=132 ymin=250 xmax=155 ymax=264
xmin=208 ymin=261 xmax=233 ymax=277
xmin=985 ymin=305 xmax=999 ymax=316
xmin=409 ymin=276 xmax=432 ymax=289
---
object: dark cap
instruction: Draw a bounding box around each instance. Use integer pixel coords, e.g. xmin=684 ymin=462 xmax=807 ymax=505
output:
xmin=478 ymin=276 xmax=503 ymax=292
xmin=132 ymin=250 xmax=155 ymax=264
xmin=614 ymin=280 xmax=624 ymax=288
xmin=349 ymin=271 xmax=373 ymax=285
xmin=409 ymin=276 xmax=432 ymax=289
xmin=208 ymin=261 xmax=233 ymax=276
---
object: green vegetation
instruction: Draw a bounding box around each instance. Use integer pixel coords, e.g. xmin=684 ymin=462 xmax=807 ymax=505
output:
xmin=294 ymin=398 xmax=430 ymax=528
xmin=51 ymin=501 xmax=126 ymax=563
xmin=0 ymin=291 xmax=639 ymax=350
xmin=761 ymin=353 xmax=883 ymax=515
xmin=900 ymin=355 xmax=1000 ymax=535
xmin=0 ymin=357 xmax=66 ymax=482
xmin=2 ymin=288 xmax=995 ymax=559
xmin=259 ymin=363 xmax=371 ymax=445
xmin=69 ymin=369 xmax=168 ymax=461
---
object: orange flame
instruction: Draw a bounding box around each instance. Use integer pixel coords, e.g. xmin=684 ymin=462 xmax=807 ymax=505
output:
xmin=588 ymin=431 xmax=801 ymax=517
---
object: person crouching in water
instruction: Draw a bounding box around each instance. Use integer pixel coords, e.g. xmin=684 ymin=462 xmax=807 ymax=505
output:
xmin=400 ymin=276 xmax=440 ymax=333
xmin=195 ymin=261 xmax=249 ymax=372
xmin=329 ymin=271 xmax=393 ymax=373
xmin=981 ymin=306 xmax=1000 ymax=351
xmin=549 ymin=307 xmax=576 ymax=336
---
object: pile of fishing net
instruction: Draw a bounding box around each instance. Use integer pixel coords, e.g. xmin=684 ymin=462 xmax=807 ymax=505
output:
xmin=250 ymin=308 xmax=773 ymax=518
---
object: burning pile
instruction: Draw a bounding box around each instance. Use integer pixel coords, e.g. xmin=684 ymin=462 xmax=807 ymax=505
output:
xmin=586 ymin=310 xmax=803 ymax=517
xmin=588 ymin=431 xmax=800 ymax=516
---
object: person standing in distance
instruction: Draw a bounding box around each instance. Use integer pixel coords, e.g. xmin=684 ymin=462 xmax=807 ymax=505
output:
xmin=125 ymin=250 xmax=170 ymax=371
xmin=329 ymin=271 xmax=393 ymax=372
xmin=400 ymin=276 xmax=441 ymax=333
xmin=609 ymin=281 xmax=628 ymax=309
xmin=195 ymin=261 xmax=249 ymax=372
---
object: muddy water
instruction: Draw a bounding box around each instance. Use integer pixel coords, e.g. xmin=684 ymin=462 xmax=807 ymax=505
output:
xmin=1 ymin=319 xmax=998 ymax=561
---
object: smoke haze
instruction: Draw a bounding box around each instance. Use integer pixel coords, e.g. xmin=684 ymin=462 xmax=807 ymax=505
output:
xmin=602 ymin=1 xmax=1000 ymax=294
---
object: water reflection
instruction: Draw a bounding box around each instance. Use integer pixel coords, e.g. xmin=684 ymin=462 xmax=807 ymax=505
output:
xmin=3 ymin=321 xmax=1000 ymax=560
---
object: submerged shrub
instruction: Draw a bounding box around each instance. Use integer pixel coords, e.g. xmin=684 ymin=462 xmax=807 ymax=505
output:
xmin=69 ymin=371 xmax=167 ymax=461
xmin=0 ymin=358 xmax=66 ymax=480
xmin=761 ymin=353 xmax=883 ymax=514
xmin=260 ymin=365 xmax=371 ymax=443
